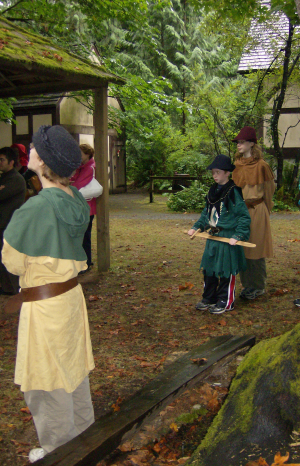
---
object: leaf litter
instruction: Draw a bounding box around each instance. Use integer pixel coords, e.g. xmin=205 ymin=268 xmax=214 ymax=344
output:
xmin=1 ymin=196 xmax=300 ymax=464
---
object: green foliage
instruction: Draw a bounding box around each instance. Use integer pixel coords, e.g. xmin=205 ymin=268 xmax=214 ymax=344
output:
xmin=167 ymin=180 xmax=210 ymax=213
xmin=272 ymin=198 xmax=298 ymax=211
xmin=271 ymin=160 xmax=300 ymax=210
xmin=0 ymin=98 xmax=16 ymax=123
xmin=176 ymin=407 xmax=208 ymax=425
xmin=188 ymin=71 xmax=266 ymax=159
xmin=189 ymin=0 xmax=299 ymax=25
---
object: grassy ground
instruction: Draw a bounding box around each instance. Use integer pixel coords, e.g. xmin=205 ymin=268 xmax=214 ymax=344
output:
xmin=1 ymin=192 xmax=300 ymax=465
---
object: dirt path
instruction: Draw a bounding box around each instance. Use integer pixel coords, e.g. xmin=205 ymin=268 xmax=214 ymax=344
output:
xmin=1 ymin=192 xmax=300 ymax=465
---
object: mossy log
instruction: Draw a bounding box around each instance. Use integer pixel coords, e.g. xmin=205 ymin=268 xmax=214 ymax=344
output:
xmin=186 ymin=324 xmax=300 ymax=466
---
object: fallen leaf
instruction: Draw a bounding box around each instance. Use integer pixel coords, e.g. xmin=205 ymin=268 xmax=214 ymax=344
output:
xmin=207 ymin=398 xmax=219 ymax=412
xmin=111 ymin=404 xmax=120 ymax=412
xmin=271 ymin=452 xmax=290 ymax=465
xmin=54 ymin=53 xmax=63 ymax=61
xmin=127 ymin=450 xmax=150 ymax=465
xmin=178 ymin=282 xmax=194 ymax=291
xmin=22 ymin=415 xmax=32 ymax=422
xmin=20 ymin=407 xmax=31 ymax=414
xmin=246 ymin=459 xmax=269 ymax=466
xmin=88 ymin=295 xmax=99 ymax=301
xmin=218 ymin=319 xmax=227 ymax=326
xmin=140 ymin=361 xmax=153 ymax=368
xmin=170 ymin=422 xmax=178 ymax=432
xmin=119 ymin=440 xmax=134 ymax=452
xmin=270 ymin=289 xmax=289 ymax=297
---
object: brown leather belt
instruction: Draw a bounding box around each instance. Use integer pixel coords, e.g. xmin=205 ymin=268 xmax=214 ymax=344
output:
xmin=4 ymin=277 xmax=78 ymax=314
xmin=245 ymin=198 xmax=264 ymax=209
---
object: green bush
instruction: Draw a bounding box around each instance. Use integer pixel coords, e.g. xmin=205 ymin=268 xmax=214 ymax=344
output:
xmin=167 ymin=181 xmax=209 ymax=212
xmin=272 ymin=198 xmax=298 ymax=212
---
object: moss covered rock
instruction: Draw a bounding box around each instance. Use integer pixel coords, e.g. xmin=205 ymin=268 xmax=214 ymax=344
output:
xmin=186 ymin=324 xmax=300 ymax=466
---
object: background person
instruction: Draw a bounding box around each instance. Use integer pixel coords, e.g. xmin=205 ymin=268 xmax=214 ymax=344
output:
xmin=11 ymin=143 xmax=29 ymax=174
xmin=70 ymin=143 xmax=102 ymax=273
xmin=232 ymin=126 xmax=275 ymax=300
xmin=0 ymin=147 xmax=26 ymax=295
xmin=2 ymin=126 xmax=95 ymax=463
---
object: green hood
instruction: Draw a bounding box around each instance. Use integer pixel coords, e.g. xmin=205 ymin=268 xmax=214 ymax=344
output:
xmin=4 ymin=186 xmax=90 ymax=260
xmin=40 ymin=187 xmax=89 ymax=238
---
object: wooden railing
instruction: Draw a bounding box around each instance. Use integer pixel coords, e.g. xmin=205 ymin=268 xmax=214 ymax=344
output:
xmin=149 ymin=175 xmax=199 ymax=203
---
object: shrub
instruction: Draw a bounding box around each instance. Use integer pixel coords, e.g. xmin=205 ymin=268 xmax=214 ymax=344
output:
xmin=167 ymin=181 xmax=208 ymax=212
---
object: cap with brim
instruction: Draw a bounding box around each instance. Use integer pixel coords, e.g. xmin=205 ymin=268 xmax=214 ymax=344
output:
xmin=207 ymin=154 xmax=235 ymax=172
xmin=232 ymin=126 xmax=257 ymax=144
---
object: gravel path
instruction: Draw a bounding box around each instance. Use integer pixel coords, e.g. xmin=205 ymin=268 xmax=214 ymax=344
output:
xmin=109 ymin=192 xmax=300 ymax=222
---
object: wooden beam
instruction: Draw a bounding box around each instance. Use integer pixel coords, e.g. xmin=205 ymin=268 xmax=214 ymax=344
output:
xmin=34 ymin=334 xmax=256 ymax=466
xmin=0 ymin=81 xmax=99 ymax=98
xmin=94 ymin=86 xmax=110 ymax=272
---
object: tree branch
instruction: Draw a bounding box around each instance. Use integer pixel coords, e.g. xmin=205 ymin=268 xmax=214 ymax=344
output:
xmin=1 ymin=0 xmax=26 ymax=15
xmin=281 ymin=118 xmax=300 ymax=149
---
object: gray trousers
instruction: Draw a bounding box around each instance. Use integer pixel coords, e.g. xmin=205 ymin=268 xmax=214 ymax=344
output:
xmin=239 ymin=258 xmax=266 ymax=290
xmin=24 ymin=376 xmax=94 ymax=454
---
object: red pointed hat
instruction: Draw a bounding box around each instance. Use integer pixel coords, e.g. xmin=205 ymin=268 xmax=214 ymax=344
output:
xmin=11 ymin=143 xmax=28 ymax=167
xmin=232 ymin=126 xmax=257 ymax=144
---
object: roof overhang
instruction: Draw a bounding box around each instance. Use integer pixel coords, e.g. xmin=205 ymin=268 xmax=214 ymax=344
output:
xmin=0 ymin=16 xmax=125 ymax=99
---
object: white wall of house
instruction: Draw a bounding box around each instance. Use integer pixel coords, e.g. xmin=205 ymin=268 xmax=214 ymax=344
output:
xmin=263 ymin=82 xmax=300 ymax=150
xmin=0 ymin=121 xmax=12 ymax=146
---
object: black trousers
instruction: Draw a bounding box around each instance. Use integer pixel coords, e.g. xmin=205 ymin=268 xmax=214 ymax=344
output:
xmin=82 ymin=215 xmax=94 ymax=267
xmin=202 ymin=272 xmax=235 ymax=309
xmin=0 ymin=230 xmax=19 ymax=294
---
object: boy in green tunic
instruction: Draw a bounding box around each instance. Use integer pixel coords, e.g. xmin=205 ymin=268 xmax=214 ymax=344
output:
xmin=188 ymin=155 xmax=251 ymax=314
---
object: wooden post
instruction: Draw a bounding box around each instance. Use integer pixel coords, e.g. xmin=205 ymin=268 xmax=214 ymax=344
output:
xmin=94 ymin=86 xmax=110 ymax=272
xmin=149 ymin=176 xmax=153 ymax=203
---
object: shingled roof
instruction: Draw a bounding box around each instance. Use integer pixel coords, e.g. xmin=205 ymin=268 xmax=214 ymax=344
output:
xmin=238 ymin=7 xmax=290 ymax=72
xmin=0 ymin=15 xmax=125 ymax=98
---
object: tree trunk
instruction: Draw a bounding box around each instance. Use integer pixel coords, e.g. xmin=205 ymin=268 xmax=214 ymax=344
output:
xmin=185 ymin=323 xmax=300 ymax=466
xmin=270 ymin=19 xmax=294 ymax=190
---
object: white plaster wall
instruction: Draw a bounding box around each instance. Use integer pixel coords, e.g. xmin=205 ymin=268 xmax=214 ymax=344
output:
xmin=33 ymin=114 xmax=52 ymax=132
xmin=15 ymin=115 xmax=29 ymax=134
xmin=79 ymin=134 xmax=94 ymax=146
xmin=60 ymin=96 xmax=93 ymax=126
xmin=108 ymin=95 xmax=121 ymax=110
xmin=0 ymin=122 xmax=12 ymax=146
xmin=264 ymin=113 xmax=300 ymax=147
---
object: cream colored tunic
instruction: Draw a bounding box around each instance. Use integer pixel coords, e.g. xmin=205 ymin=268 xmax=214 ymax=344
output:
xmin=242 ymin=180 xmax=275 ymax=259
xmin=2 ymin=241 xmax=95 ymax=393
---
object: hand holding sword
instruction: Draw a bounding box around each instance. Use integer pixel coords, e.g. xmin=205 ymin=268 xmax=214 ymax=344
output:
xmin=186 ymin=229 xmax=256 ymax=248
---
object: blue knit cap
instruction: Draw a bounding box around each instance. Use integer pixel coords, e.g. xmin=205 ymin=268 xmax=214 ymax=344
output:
xmin=32 ymin=125 xmax=81 ymax=177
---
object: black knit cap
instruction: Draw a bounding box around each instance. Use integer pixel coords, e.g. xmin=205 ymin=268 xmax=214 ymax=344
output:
xmin=32 ymin=125 xmax=82 ymax=177
xmin=207 ymin=154 xmax=235 ymax=172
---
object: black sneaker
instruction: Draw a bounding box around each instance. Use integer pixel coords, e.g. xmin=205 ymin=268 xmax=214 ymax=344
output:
xmin=195 ymin=301 xmax=212 ymax=311
xmin=209 ymin=304 xmax=234 ymax=315
xmin=294 ymin=299 xmax=300 ymax=307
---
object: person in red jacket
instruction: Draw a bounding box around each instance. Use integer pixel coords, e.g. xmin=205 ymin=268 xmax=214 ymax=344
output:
xmin=11 ymin=143 xmax=29 ymax=174
xmin=70 ymin=144 xmax=102 ymax=272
